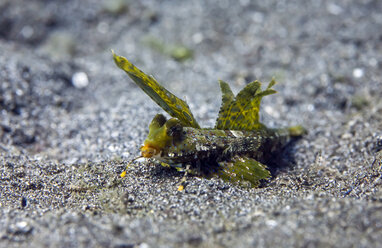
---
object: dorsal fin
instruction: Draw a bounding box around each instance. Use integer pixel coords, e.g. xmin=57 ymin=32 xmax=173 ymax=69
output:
xmin=113 ymin=51 xmax=200 ymax=129
xmin=215 ymin=79 xmax=277 ymax=131
xmin=218 ymin=80 xmax=235 ymax=109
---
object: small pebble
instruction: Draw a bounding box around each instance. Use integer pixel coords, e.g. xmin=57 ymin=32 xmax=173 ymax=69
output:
xmin=327 ymin=3 xmax=343 ymax=15
xmin=352 ymin=68 xmax=364 ymax=78
xmin=72 ymin=72 xmax=89 ymax=89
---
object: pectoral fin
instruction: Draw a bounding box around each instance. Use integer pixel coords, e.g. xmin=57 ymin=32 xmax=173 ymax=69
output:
xmin=217 ymin=157 xmax=271 ymax=187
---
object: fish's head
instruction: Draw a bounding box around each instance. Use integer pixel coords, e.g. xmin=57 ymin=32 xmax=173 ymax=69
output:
xmin=141 ymin=114 xmax=184 ymax=158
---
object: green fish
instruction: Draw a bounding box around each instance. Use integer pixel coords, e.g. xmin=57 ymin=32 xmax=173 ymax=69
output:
xmin=113 ymin=51 xmax=306 ymax=188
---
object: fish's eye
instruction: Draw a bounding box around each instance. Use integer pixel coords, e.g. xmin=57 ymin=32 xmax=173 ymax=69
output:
xmin=169 ymin=125 xmax=184 ymax=144
xmin=165 ymin=119 xmax=181 ymax=134
xmin=167 ymin=124 xmax=182 ymax=137
xmin=164 ymin=119 xmax=183 ymax=143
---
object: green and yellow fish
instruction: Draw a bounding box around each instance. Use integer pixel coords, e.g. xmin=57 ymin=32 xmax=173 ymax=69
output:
xmin=113 ymin=51 xmax=305 ymax=188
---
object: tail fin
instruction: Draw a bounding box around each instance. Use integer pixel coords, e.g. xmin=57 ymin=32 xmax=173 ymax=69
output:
xmin=287 ymin=125 xmax=307 ymax=137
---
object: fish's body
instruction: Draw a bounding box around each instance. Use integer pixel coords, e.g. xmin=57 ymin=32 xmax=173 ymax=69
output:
xmin=146 ymin=123 xmax=289 ymax=165
xmin=113 ymin=52 xmax=305 ymax=187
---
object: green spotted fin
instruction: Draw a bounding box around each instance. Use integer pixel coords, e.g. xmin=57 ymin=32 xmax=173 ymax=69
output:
xmin=217 ymin=156 xmax=271 ymax=187
xmin=215 ymin=79 xmax=277 ymax=131
xmin=113 ymin=51 xmax=200 ymax=129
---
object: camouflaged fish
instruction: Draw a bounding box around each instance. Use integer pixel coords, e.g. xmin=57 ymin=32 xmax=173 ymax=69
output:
xmin=113 ymin=51 xmax=305 ymax=188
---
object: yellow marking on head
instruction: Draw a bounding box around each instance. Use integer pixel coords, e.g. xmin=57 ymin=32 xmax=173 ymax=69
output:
xmin=140 ymin=144 xmax=159 ymax=158
xmin=120 ymin=170 xmax=127 ymax=178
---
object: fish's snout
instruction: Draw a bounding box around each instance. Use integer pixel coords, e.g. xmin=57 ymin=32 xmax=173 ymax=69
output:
xmin=140 ymin=145 xmax=158 ymax=158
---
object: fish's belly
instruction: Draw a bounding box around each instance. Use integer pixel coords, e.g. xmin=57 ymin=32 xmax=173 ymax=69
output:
xmin=156 ymin=149 xmax=220 ymax=165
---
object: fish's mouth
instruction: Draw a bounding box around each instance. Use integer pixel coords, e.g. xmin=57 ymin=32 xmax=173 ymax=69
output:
xmin=140 ymin=144 xmax=159 ymax=158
